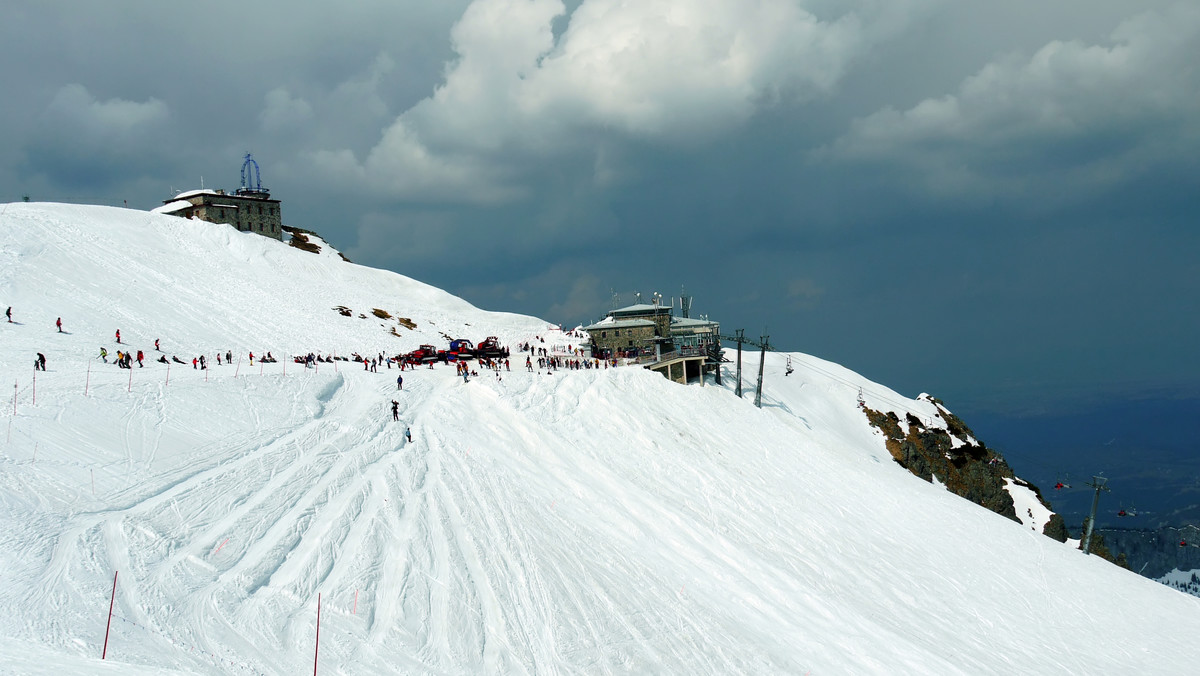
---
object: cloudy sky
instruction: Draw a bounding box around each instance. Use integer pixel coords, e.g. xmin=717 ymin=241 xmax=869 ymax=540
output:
xmin=3 ymin=0 xmax=1198 ymax=420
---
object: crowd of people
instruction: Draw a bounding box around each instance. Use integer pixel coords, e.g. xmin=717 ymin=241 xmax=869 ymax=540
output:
xmin=7 ymin=307 xmax=631 ymax=431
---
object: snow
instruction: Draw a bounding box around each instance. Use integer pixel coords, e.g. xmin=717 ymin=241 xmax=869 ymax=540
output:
xmin=169 ymin=189 xmax=219 ymax=200
xmin=1160 ymin=569 xmax=1200 ymax=586
xmin=150 ymin=200 xmax=192 ymax=215
xmin=2 ymin=202 xmax=1200 ymax=674
xmin=1004 ymin=478 xmax=1054 ymax=534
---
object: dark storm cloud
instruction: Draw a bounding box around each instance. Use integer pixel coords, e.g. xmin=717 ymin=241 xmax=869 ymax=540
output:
xmin=2 ymin=0 xmax=1197 ymax=416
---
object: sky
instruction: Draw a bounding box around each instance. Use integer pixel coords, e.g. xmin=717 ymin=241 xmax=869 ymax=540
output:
xmin=2 ymin=0 xmax=1198 ymax=420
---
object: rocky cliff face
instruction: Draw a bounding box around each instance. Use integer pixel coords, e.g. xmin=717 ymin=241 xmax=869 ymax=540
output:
xmin=863 ymin=396 xmax=1069 ymax=542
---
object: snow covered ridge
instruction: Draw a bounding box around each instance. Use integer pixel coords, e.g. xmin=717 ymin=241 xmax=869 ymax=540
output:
xmin=3 ymin=201 xmax=1200 ymax=674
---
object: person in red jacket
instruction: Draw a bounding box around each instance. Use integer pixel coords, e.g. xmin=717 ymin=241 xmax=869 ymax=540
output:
xmin=56 ymin=317 xmax=62 ymax=332
xmin=136 ymin=350 xmax=144 ymax=368
xmin=115 ymin=329 xmax=121 ymax=344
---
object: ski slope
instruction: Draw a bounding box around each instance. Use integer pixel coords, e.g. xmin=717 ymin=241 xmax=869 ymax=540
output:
xmin=1 ymin=203 xmax=1198 ymax=674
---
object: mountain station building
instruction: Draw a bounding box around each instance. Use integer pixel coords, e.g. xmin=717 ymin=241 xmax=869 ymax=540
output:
xmin=152 ymin=154 xmax=283 ymax=241
xmin=583 ymin=300 xmax=721 ymax=385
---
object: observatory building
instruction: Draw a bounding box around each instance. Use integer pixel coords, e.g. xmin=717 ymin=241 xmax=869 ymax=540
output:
xmin=154 ymin=153 xmax=283 ymax=240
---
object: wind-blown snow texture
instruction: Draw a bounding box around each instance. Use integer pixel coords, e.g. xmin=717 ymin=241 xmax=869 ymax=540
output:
xmin=1 ymin=203 xmax=1198 ymax=674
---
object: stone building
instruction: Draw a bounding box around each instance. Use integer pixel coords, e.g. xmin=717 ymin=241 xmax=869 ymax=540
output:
xmin=583 ymin=303 xmax=673 ymax=358
xmin=152 ymin=154 xmax=283 ymax=241
xmin=583 ymin=300 xmax=722 ymax=385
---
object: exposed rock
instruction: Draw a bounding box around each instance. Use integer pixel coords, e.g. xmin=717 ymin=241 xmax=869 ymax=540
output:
xmin=863 ymin=399 xmax=1020 ymax=522
xmin=1043 ymin=513 xmax=1069 ymax=542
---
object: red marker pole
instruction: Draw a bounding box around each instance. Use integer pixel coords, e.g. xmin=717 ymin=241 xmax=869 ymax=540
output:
xmin=235 ymin=357 xmax=241 ymax=378
xmin=102 ymin=570 xmax=118 ymax=659
xmin=85 ymin=363 xmax=91 ymax=396
xmin=32 ymin=373 xmax=36 ymax=406
xmin=127 ymin=367 xmax=132 ymax=393
xmin=313 ymin=593 xmax=321 ymax=675
xmin=353 ymin=589 xmax=358 ymax=615
xmin=165 ymin=363 xmax=170 ymax=386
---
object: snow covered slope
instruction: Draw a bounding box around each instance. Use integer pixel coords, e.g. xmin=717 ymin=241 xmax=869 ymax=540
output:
xmin=2 ymin=203 xmax=1198 ymax=674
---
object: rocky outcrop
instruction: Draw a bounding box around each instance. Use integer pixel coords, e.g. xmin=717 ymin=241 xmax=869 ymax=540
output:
xmin=863 ymin=397 xmax=1063 ymax=539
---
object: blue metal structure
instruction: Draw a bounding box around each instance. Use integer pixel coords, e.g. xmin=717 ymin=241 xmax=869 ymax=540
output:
xmin=237 ymin=152 xmax=269 ymax=197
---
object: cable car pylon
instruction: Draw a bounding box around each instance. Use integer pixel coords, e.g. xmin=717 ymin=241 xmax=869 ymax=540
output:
xmin=720 ymin=330 xmax=770 ymax=408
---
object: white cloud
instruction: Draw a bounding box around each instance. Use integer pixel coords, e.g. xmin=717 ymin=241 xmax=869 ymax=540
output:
xmin=320 ymin=0 xmax=928 ymax=202
xmin=45 ymin=84 xmax=169 ymax=143
xmin=826 ymin=4 xmax=1200 ymax=195
xmin=259 ymin=87 xmax=314 ymax=133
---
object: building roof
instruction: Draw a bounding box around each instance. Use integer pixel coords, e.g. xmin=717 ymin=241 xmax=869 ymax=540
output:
xmin=609 ymin=303 xmax=672 ymax=317
xmin=163 ymin=189 xmax=279 ymax=206
xmin=152 ymin=200 xmax=193 ymax=215
xmin=583 ymin=318 xmax=656 ymax=331
xmin=169 ymin=189 xmax=220 ymax=201
xmin=671 ymin=316 xmax=718 ymax=328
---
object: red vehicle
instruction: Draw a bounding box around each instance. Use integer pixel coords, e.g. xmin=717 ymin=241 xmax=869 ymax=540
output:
xmin=447 ymin=339 xmax=475 ymax=361
xmin=405 ymin=344 xmax=444 ymax=364
xmin=475 ymin=336 xmax=508 ymax=359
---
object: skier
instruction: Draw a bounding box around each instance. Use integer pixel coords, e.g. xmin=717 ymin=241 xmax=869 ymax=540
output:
xmin=56 ymin=317 xmax=62 ymax=332
xmin=199 ymin=355 xmax=206 ymax=370
xmin=5 ymin=306 xmax=11 ymax=322
xmin=192 ymin=357 xmax=198 ymax=370
xmin=405 ymin=427 xmax=412 ymax=443
xmin=99 ymin=347 xmax=108 ymax=363
xmin=226 ymin=350 xmax=232 ymax=363
xmin=154 ymin=338 xmax=160 ymax=351
xmin=391 ymin=400 xmax=399 ymax=422
xmin=397 ymin=374 xmax=403 ymax=390
xmin=115 ymin=329 xmax=121 ymax=344
xmin=249 ymin=352 xmax=254 ymax=365
xmin=136 ymin=350 xmax=144 ymax=368
xmin=216 ymin=353 xmax=222 ymax=366
xmin=35 ymin=353 xmax=46 ymax=371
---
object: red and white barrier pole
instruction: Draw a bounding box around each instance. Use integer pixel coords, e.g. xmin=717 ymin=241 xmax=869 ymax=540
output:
xmin=166 ymin=363 xmax=170 ymax=386
xmin=32 ymin=373 xmax=36 ymax=406
xmin=235 ymin=357 xmax=241 ymax=378
xmin=127 ymin=367 xmax=132 ymax=393
xmin=313 ymin=592 xmax=321 ymax=675
xmin=102 ymin=570 xmax=117 ymax=659
xmin=85 ymin=363 xmax=91 ymax=396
